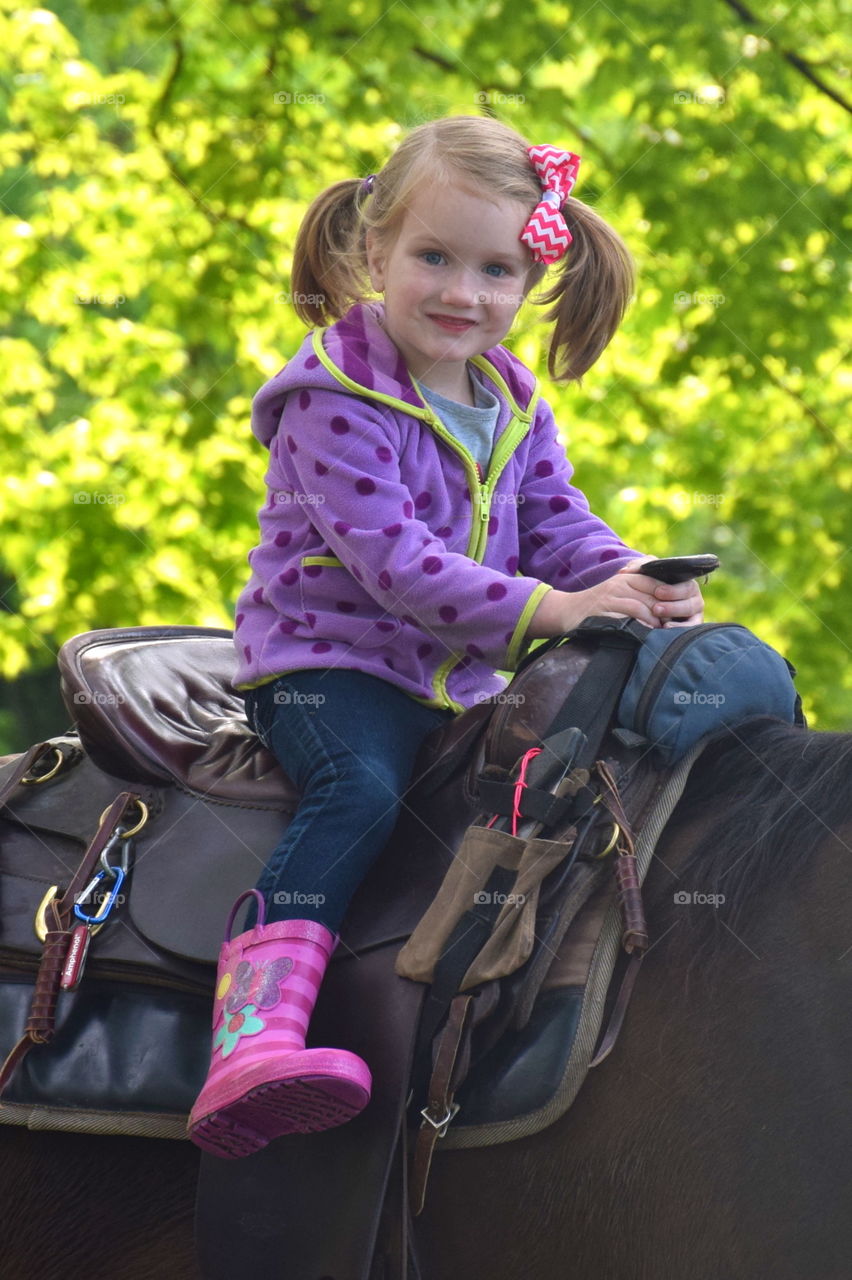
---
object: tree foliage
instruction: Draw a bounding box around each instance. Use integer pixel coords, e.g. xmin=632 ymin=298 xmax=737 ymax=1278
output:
xmin=0 ymin=0 xmax=849 ymax=742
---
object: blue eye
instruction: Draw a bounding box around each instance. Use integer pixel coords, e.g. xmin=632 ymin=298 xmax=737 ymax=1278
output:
xmin=422 ymin=251 xmax=444 ymax=266
xmin=484 ymin=263 xmax=508 ymax=278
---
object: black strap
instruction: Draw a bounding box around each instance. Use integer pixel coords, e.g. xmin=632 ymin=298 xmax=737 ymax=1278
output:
xmin=538 ymin=619 xmax=647 ymax=769
xmin=475 ymin=778 xmax=576 ymax=827
xmin=411 ymin=863 xmax=515 ymax=1100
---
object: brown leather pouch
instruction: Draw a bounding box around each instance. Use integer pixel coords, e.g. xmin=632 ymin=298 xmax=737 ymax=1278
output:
xmin=396 ymin=826 xmax=578 ymax=989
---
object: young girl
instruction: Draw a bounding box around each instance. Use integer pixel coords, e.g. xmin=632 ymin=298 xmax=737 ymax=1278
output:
xmin=188 ymin=115 xmax=704 ymax=1159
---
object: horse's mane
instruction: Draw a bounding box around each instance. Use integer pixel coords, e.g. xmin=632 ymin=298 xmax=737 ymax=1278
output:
xmin=647 ymin=717 xmax=852 ymax=950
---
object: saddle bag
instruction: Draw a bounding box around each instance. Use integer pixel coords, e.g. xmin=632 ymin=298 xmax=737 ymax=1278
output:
xmin=616 ymin=621 xmax=802 ymax=763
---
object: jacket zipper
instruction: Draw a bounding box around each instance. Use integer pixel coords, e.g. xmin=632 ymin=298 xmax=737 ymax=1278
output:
xmin=475 ymin=462 xmax=489 ymax=537
xmin=632 ymin=623 xmax=738 ymax=737
xmin=417 ymin=407 xmax=534 ymax=710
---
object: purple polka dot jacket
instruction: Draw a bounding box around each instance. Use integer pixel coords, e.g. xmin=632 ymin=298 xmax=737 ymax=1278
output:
xmin=233 ymin=302 xmax=640 ymax=712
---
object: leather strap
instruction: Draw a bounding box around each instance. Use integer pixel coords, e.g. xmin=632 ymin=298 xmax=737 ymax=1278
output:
xmin=588 ymin=950 xmax=645 ymax=1068
xmin=375 ymin=1119 xmax=423 ymax=1280
xmin=410 ymin=992 xmax=473 ymax=1217
xmin=53 ymin=791 xmax=142 ymax=924
xmin=412 ymin=862 xmax=515 ymax=1094
xmin=0 ymin=929 xmax=72 ymax=1092
xmin=195 ymin=943 xmax=426 ymax=1280
xmin=0 ymin=742 xmax=57 ymax=807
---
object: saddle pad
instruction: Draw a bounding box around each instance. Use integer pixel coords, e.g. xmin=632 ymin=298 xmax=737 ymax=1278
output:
xmin=441 ymin=743 xmax=702 ymax=1148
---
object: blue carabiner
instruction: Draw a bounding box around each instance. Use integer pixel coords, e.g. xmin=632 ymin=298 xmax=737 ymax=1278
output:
xmin=73 ymin=866 xmax=126 ymax=926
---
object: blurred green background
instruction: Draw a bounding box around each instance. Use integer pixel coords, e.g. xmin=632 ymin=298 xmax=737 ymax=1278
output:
xmin=0 ymin=0 xmax=849 ymax=751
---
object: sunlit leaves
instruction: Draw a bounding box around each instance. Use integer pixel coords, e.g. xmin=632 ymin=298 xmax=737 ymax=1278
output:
xmin=0 ymin=0 xmax=849 ymax=731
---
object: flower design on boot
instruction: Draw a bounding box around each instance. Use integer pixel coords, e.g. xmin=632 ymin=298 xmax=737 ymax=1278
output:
xmin=225 ymin=957 xmax=294 ymax=1013
xmin=214 ymin=1004 xmax=266 ymax=1058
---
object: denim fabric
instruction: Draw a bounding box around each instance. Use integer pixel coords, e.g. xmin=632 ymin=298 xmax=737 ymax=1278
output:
xmin=244 ymin=669 xmax=455 ymax=932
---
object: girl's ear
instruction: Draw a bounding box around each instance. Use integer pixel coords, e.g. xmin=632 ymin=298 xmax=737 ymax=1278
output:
xmin=365 ymin=229 xmax=386 ymax=293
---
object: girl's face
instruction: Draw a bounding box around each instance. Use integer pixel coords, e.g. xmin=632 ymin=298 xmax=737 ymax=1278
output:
xmin=366 ymin=180 xmax=534 ymax=401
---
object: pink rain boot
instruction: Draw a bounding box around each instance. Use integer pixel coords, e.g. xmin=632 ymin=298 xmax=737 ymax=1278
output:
xmin=188 ymin=889 xmax=372 ymax=1159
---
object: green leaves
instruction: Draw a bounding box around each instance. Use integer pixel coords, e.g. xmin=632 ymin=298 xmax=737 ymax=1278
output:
xmin=0 ymin=0 xmax=849 ymax=732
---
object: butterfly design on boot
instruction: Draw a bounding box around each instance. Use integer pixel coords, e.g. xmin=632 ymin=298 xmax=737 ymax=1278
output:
xmin=224 ymin=957 xmax=294 ymax=1014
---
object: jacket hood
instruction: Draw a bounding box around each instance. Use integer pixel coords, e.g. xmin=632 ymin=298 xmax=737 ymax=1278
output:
xmin=251 ymin=302 xmax=539 ymax=448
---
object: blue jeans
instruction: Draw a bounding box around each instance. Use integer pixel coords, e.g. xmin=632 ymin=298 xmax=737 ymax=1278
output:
xmin=243 ymin=669 xmax=455 ymax=933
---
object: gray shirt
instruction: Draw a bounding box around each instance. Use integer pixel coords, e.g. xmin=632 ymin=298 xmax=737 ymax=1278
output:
xmin=418 ymin=370 xmax=500 ymax=472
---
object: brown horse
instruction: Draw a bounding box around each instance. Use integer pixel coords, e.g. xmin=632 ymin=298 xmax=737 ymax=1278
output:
xmin=2 ymin=716 xmax=851 ymax=1280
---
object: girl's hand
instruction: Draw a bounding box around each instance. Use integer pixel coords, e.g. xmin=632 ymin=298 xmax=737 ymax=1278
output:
xmin=526 ymin=559 xmax=704 ymax=640
xmin=617 ymin=557 xmax=705 ymax=627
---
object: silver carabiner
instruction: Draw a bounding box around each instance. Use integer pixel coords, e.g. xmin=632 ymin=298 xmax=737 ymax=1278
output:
xmin=100 ymin=827 xmax=134 ymax=876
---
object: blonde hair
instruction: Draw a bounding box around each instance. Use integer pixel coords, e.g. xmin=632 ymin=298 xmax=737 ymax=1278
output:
xmin=290 ymin=116 xmax=634 ymax=382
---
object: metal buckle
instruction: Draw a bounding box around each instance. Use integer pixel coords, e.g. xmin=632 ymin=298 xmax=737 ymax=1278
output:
xmin=419 ymin=1102 xmax=460 ymax=1138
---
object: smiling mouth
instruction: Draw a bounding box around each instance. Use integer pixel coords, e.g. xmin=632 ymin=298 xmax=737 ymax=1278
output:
xmin=428 ymin=314 xmax=476 ymax=332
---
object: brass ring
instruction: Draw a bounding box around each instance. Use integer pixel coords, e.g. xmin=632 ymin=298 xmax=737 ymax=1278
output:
xmin=593 ymin=821 xmax=621 ymax=859
xmin=34 ymin=885 xmax=59 ymax=943
xmin=36 ymin=883 xmax=110 ymax=940
xmin=21 ymin=746 xmax=65 ymax=786
xmin=99 ymin=798 xmax=149 ymax=840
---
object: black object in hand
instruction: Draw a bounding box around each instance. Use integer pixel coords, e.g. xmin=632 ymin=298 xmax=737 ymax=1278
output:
xmin=637 ymin=554 xmax=720 ymax=585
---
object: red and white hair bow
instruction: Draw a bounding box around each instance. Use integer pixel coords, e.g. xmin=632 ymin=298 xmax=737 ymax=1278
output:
xmin=520 ymin=145 xmax=582 ymax=265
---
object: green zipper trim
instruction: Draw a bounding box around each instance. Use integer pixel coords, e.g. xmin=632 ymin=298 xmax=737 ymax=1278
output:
xmin=504 ymin=582 xmax=553 ymax=672
xmin=233 ymin=671 xmax=283 ymax=692
xmin=469 ymin=355 xmax=539 ymax=423
xmin=300 ymin=555 xmax=344 ymax=568
xmin=431 ymin=653 xmax=467 ymax=715
xmin=311 ymin=330 xmax=433 ymax=420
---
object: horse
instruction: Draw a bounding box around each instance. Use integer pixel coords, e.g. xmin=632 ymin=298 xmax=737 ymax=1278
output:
xmin=2 ymin=716 xmax=851 ymax=1280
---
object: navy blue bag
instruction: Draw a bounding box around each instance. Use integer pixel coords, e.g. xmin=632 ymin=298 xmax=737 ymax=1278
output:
xmin=518 ymin=617 xmax=802 ymax=770
xmin=617 ymin=622 xmax=801 ymax=764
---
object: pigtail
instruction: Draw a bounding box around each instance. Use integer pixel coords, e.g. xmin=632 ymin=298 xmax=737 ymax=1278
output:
xmin=290 ymin=179 xmax=371 ymax=327
xmin=536 ymin=198 xmax=635 ymax=382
